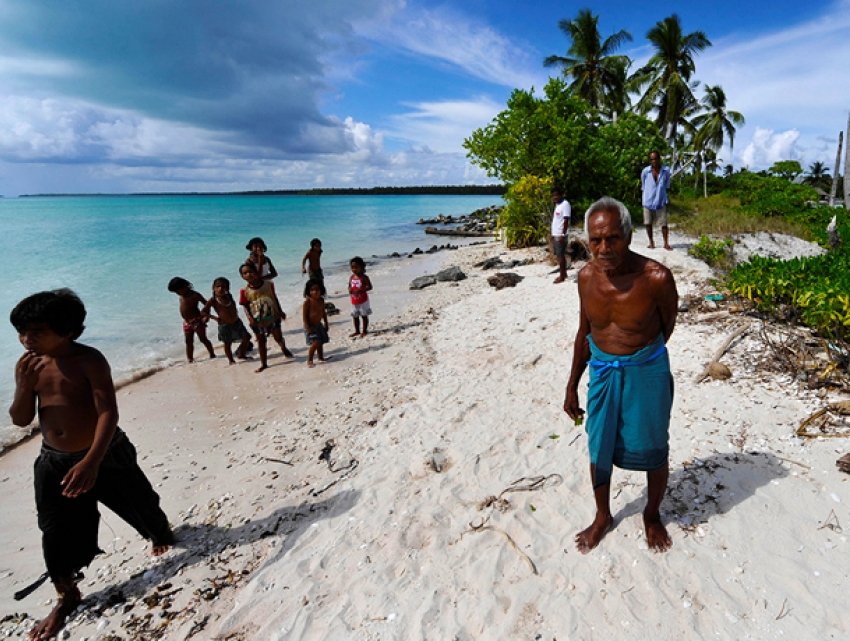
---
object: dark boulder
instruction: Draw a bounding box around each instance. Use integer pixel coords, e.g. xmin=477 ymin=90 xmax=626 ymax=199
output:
xmin=410 ymin=275 xmax=437 ymax=290
xmin=435 ymin=266 xmax=466 ymax=282
xmin=487 ymin=273 xmax=523 ymax=290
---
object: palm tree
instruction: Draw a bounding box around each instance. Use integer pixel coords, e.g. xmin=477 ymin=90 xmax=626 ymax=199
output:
xmin=628 ymin=14 xmax=712 ymax=143
xmin=804 ymin=161 xmax=831 ymax=191
xmin=723 ymin=164 xmax=734 ymax=178
xmin=543 ymin=9 xmax=632 ymax=118
xmin=692 ymin=85 xmax=745 ymax=156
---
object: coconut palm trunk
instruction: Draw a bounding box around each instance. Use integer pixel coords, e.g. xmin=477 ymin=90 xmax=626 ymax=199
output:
xmin=845 ymin=111 xmax=850 ymax=209
xmin=830 ymin=131 xmax=843 ymax=207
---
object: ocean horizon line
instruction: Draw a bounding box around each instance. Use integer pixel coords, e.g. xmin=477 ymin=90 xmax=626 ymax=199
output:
xmin=14 ymin=184 xmax=507 ymax=198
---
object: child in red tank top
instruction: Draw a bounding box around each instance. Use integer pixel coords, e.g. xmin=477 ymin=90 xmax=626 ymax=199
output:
xmin=348 ymin=256 xmax=373 ymax=338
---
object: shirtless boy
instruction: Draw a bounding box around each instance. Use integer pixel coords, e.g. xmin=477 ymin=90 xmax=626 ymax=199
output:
xmin=302 ymin=278 xmax=330 ymax=367
xmin=9 ymin=289 xmax=173 ymax=641
xmin=167 ymin=277 xmax=215 ymax=362
xmin=301 ymin=238 xmax=324 ymax=283
xmin=564 ymin=197 xmax=678 ymax=554
xmin=202 ymin=277 xmax=252 ymax=364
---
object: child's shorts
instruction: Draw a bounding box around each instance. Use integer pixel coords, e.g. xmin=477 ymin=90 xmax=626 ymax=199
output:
xmin=218 ymin=319 xmax=250 ymax=344
xmin=305 ymin=323 xmax=330 ymax=346
xmin=183 ymin=317 xmax=205 ymax=335
xmin=252 ymin=317 xmax=282 ymax=337
xmin=351 ymin=302 xmax=372 ymax=318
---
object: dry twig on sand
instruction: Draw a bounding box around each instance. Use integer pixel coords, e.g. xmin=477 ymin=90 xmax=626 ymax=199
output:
xmin=694 ymin=324 xmax=752 ymax=383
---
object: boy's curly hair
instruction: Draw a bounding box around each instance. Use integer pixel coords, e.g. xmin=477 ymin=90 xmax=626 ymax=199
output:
xmin=167 ymin=277 xmax=192 ymax=292
xmin=10 ymin=289 xmax=87 ymax=339
xmin=304 ymin=278 xmax=326 ymax=298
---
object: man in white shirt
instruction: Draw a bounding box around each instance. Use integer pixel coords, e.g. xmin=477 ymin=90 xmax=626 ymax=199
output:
xmin=551 ymin=187 xmax=571 ymax=284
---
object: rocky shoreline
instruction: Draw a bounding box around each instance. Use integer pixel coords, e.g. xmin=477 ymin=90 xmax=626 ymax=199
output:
xmin=416 ymin=205 xmax=501 ymax=237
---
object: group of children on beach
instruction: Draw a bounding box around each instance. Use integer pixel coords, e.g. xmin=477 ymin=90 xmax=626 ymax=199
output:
xmin=167 ymin=237 xmax=373 ymax=372
xmin=7 ymin=235 xmax=374 ymax=639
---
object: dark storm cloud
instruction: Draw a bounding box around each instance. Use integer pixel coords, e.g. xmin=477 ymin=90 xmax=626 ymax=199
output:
xmin=0 ymin=0 xmax=383 ymax=154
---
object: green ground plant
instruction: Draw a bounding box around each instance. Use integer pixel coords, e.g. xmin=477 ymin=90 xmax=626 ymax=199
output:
xmin=726 ymin=247 xmax=850 ymax=341
xmin=688 ymin=235 xmax=735 ymax=270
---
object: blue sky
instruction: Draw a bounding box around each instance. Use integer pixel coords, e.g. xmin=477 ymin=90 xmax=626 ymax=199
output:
xmin=0 ymin=0 xmax=847 ymax=195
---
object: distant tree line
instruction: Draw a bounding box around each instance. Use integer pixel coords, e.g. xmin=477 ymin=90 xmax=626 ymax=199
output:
xmin=21 ymin=185 xmax=507 ymax=198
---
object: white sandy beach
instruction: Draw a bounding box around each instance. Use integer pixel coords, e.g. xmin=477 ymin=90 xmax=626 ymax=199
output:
xmin=2 ymin=234 xmax=849 ymax=641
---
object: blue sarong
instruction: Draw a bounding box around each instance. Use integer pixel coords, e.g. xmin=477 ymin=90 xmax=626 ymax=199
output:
xmin=586 ymin=333 xmax=673 ymax=488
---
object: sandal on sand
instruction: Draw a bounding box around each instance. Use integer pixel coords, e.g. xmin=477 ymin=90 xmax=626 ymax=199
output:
xmin=837 ymin=453 xmax=850 ymax=474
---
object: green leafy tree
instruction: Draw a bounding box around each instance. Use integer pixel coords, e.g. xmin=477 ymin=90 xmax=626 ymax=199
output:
xmin=543 ymin=9 xmax=633 ymax=119
xmin=628 ymin=14 xmax=712 ymax=142
xmin=463 ymin=78 xmax=609 ymax=204
xmin=591 ymin=111 xmax=668 ymax=208
xmin=465 ymin=78 xmax=667 ymax=245
xmin=769 ymin=160 xmax=803 ymax=181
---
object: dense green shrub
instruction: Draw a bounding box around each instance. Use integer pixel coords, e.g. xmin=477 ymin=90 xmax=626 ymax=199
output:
xmin=729 ymin=172 xmax=818 ymax=219
xmin=726 ymin=248 xmax=850 ymax=339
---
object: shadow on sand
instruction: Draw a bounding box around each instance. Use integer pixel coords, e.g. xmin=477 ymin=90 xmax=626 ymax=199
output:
xmin=612 ymin=451 xmax=789 ymax=528
xmin=79 ymin=489 xmax=361 ymax=615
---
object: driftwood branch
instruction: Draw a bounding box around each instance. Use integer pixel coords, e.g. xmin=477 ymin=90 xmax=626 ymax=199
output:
xmin=694 ymin=324 xmax=751 ymax=383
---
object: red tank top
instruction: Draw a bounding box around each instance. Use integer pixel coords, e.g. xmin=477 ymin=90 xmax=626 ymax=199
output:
xmin=350 ymin=275 xmax=368 ymax=305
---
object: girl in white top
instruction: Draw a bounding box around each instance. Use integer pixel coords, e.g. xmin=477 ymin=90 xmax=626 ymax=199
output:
xmin=245 ymin=237 xmax=278 ymax=282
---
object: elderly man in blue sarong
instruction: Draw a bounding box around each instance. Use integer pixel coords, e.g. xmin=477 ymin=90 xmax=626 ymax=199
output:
xmin=564 ymin=197 xmax=679 ymax=553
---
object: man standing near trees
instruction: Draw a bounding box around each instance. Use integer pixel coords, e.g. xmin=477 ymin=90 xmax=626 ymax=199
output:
xmin=641 ymin=151 xmax=672 ymax=250
xmin=551 ymin=187 xmax=571 ymax=283
xmin=564 ymin=197 xmax=678 ymax=554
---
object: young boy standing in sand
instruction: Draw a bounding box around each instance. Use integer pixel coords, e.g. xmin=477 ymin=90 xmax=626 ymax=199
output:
xmin=9 ymin=289 xmax=173 ymax=641
xmin=202 ymin=277 xmax=252 ymax=365
xmin=302 ymin=279 xmax=330 ymax=368
xmin=167 ymin=277 xmax=216 ymax=362
xmin=301 ymin=238 xmax=324 ymax=283
xmin=239 ymin=262 xmax=293 ymax=373
xmin=348 ymin=256 xmax=373 ymax=338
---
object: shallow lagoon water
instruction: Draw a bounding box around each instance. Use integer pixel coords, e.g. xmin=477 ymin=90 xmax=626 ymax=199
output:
xmin=0 ymin=194 xmax=501 ymax=449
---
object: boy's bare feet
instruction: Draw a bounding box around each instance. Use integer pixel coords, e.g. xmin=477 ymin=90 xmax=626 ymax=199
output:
xmin=553 ymin=276 xmax=565 ymax=284
xmin=349 ymin=332 xmax=359 ymax=338
xmin=152 ymin=543 xmax=171 ymax=556
xmin=664 ymin=244 xmax=673 ymax=251
xmin=644 ymin=513 xmax=672 ymax=552
xmin=29 ymin=585 xmax=81 ymax=641
xmin=283 ymin=348 xmax=294 ymax=358
xmin=318 ymin=356 xmax=330 ymax=363
xmin=255 ymin=365 xmax=267 ymax=373
xmin=360 ymin=331 xmax=368 ymax=337
xmin=575 ymin=513 xmax=613 ymax=554
xmin=307 ymin=361 xmax=315 ymax=368
xmin=647 ymin=243 xmax=655 ymax=249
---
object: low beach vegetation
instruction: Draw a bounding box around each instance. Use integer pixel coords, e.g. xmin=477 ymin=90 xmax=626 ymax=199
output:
xmin=688 ymin=235 xmax=734 ymax=270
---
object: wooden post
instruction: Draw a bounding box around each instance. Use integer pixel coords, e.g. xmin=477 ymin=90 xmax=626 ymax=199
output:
xmin=829 ymin=131 xmax=843 ymax=207
xmin=845 ymin=111 xmax=850 ymax=209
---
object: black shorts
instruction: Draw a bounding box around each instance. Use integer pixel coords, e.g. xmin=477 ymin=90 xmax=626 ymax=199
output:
xmin=34 ymin=429 xmax=172 ymax=581
xmin=553 ymin=235 xmax=568 ymax=257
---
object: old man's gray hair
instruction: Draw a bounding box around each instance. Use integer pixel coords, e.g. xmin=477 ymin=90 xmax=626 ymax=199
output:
xmin=584 ymin=197 xmax=632 ymax=237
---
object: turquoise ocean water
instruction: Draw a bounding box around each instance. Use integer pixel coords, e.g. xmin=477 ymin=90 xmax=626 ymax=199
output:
xmin=0 ymin=194 xmax=501 ymax=449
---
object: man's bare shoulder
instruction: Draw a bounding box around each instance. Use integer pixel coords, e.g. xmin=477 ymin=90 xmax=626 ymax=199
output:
xmin=641 ymin=256 xmax=675 ymax=285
